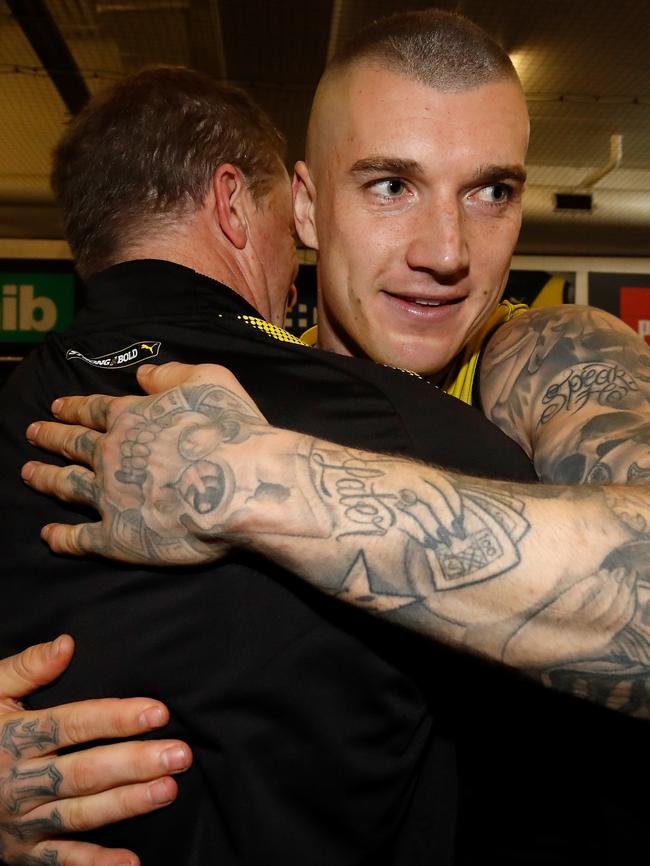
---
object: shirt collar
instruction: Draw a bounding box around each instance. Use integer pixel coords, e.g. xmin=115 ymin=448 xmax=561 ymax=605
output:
xmin=78 ymin=259 xmax=262 ymax=323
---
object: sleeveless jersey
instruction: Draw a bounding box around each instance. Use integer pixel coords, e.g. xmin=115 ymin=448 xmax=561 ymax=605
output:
xmin=301 ymin=300 xmax=528 ymax=407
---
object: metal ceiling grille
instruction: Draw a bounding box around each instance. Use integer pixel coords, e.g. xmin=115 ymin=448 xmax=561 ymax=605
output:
xmin=1 ymin=0 xmax=649 ymax=254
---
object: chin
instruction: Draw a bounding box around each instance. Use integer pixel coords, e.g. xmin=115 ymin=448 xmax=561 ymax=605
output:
xmin=392 ymin=344 xmax=451 ymax=377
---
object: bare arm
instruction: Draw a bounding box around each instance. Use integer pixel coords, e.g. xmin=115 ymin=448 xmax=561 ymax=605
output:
xmin=21 ymin=364 xmax=650 ymax=717
xmin=479 ymin=305 xmax=650 ymax=485
xmin=0 ymin=636 xmax=192 ymax=866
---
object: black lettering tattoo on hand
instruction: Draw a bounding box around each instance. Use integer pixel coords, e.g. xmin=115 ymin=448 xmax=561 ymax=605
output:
xmin=0 ymin=763 xmax=63 ymax=815
xmin=0 ymin=842 xmax=62 ymax=866
xmin=22 ymin=851 xmax=62 ymax=866
xmin=0 ymin=719 xmax=59 ymax=760
xmin=0 ymin=806 xmax=63 ymax=842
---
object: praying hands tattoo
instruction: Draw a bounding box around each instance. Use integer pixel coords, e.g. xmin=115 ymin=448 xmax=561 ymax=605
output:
xmin=23 ymin=362 xmax=650 ymax=718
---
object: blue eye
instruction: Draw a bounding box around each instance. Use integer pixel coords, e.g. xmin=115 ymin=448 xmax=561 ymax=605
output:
xmin=374 ymin=178 xmax=406 ymax=196
xmin=476 ymin=184 xmax=512 ymax=204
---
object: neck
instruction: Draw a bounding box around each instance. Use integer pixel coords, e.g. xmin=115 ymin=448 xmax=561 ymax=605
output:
xmin=118 ymin=224 xmax=268 ymax=320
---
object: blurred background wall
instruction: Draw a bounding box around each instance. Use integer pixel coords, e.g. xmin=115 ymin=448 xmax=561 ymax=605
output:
xmin=1 ymin=0 xmax=649 ymax=381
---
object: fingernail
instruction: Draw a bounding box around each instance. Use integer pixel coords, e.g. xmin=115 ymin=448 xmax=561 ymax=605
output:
xmin=21 ymin=462 xmax=35 ymax=481
xmin=48 ymin=635 xmax=66 ymax=658
xmin=138 ymin=364 xmax=155 ymax=375
xmin=51 ymin=398 xmax=63 ymax=415
xmin=162 ymin=745 xmax=190 ymax=772
xmin=139 ymin=705 xmax=166 ymax=729
xmin=148 ymin=778 xmax=175 ymax=805
xmin=25 ymin=423 xmax=40 ymax=442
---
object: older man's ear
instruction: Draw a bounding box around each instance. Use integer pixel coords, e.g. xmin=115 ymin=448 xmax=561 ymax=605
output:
xmin=292 ymin=162 xmax=319 ymax=251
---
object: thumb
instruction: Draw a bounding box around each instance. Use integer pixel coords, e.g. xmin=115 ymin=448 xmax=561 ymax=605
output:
xmin=0 ymin=635 xmax=74 ymax=704
xmin=138 ymin=362 xmax=258 ymax=406
xmin=137 ymin=361 xmax=199 ymax=394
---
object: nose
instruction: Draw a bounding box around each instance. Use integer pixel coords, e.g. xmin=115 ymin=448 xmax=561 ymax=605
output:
xmin=405 ymin=198 xmax=470 ymax=282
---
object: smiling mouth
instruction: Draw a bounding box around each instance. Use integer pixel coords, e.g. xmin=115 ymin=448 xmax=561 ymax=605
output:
xmin=387 ymin=293 xmax=465 ymax=308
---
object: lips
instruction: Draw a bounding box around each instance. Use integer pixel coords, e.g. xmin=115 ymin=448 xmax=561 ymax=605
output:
xmin=390 ymin=293 xmax=464 ymax=305
xmin=383 ymin=291 xmax=466 ymax=314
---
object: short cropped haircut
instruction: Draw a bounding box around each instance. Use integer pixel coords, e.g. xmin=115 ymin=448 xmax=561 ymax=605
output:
xmin=51 ymin=67 xmax=286 ymax=278
xmin=326 ymin=8 xmax=518 ymax=91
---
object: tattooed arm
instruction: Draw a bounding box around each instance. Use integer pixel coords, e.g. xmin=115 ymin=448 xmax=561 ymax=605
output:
xmin=0 ymin=635 xmax=192 ymax=866
xmin=21 ymin=364 xmax=650 ymax=717
xmin=479 ymin=305 xmax=650 ymax=485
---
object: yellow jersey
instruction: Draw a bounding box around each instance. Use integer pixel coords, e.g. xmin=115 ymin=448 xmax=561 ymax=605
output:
xmin=301 ymin=300 xmax=528 ymax=407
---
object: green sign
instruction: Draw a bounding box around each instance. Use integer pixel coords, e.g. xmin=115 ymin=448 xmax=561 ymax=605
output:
xmin=0 ymin=273 xmax=75 ymax=342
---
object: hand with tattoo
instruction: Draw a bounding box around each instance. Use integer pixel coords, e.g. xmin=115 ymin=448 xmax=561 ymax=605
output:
xmin=20 ymin=362 xmax=650 ymax=716
xmin=0 ymin=635 xmax=192 ymax=866
xmin=22 ymin=363 xmax=328 ymax=566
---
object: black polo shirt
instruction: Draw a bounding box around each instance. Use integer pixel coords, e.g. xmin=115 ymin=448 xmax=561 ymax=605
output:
xmin=1 ymin=260 xmax=540 ymax=865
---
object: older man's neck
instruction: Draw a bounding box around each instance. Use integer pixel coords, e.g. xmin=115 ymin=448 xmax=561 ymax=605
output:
xmin=119 ymin=223 xmax=270 ymax=321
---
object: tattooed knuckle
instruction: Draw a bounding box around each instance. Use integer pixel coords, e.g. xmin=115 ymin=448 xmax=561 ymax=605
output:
xmin=54 ymin=471 xmax=73 ymax=501
xmin=25 ymin=844 xmax=64 ymax=866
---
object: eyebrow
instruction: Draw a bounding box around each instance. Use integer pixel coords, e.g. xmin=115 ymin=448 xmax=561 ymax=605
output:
xmin=349 ymin=157 xmax=425 ymax=178
xmin=349 ymin=158 xmax=527 ymax=186
xmin=472 ymin=164 xmax=528 ymax=185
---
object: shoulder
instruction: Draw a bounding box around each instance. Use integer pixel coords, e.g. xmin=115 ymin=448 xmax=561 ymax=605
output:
xmin=482 ymin=304 xmax=649 ymax=384
xmin=482 ymin=304 xmax=644 ymax=358
xmin=478 ymin=304 xmax=650 ymax=479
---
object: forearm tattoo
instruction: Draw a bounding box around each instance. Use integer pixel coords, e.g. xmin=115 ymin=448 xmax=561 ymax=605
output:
xmin=64 ymin=373 xmax=650 ymax=716
xmin=480 ymin=307 xmax=650 ymax=485
xmin=297 ymin=441 xmax=650 ymax=716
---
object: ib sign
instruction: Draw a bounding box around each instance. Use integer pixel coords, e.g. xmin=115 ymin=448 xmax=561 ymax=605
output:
xmin=0 ymin=273 xmax=74 ymax=342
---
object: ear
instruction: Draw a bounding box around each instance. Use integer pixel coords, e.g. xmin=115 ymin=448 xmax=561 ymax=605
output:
xmin=292 ymin=161 xmax=318 ymax=251
xmin=286 ymin=283 xmax=298 ymax=311
xmin=213 ymin=163 xmax=249 ymax=250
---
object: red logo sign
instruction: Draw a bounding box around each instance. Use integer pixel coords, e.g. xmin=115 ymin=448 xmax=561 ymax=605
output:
xmin=619 ymin=286 xmax=650 ymax=346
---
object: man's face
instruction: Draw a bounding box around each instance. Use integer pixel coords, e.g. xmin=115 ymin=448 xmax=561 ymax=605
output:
xmin=302 ymin=65 xmax=529 ymax=377
xmin=249 ymin=170 xmax=298 ymax=327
